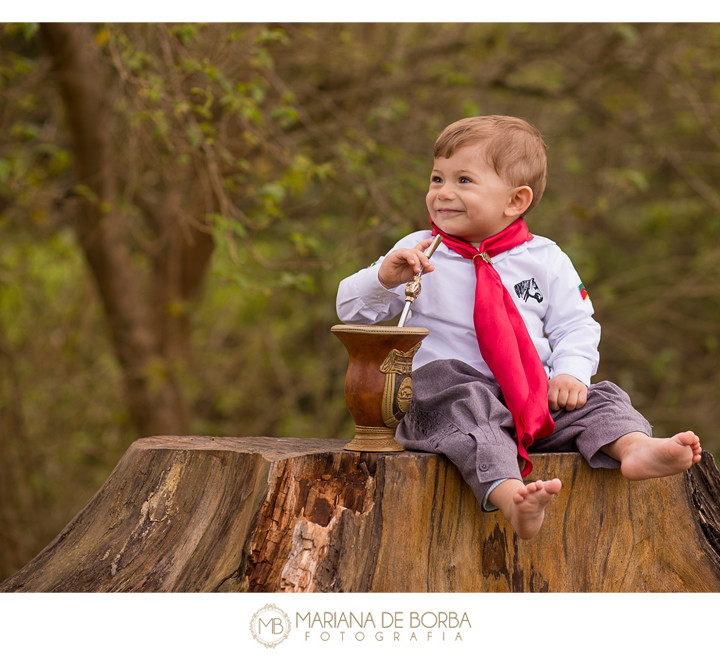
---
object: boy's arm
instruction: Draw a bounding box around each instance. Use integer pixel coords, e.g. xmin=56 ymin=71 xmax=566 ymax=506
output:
xmin=544 ymin=250 xmax=601 ymax=410
xmin=336 ymin=234 xmax=435 ymax=324
xmin=336 ymin=260 xmax=405 ymax=324
xmin=376 ymin=238 xmax=436 ymax=288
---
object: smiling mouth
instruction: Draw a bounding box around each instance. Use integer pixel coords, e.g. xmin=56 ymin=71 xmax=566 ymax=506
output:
xmin=437 ymin=208 xmax=464 ymax=214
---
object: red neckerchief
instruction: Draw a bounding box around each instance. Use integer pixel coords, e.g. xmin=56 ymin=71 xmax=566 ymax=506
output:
xmin=431 ymin=217 xmax=554 ymax=476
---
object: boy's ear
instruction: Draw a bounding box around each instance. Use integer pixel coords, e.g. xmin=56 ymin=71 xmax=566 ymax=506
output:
xmin=505 ymin=186 xmax=533 ymax=217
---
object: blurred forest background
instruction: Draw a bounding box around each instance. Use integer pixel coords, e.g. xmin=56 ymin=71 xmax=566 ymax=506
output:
xmin=1 ymin=22 xmax=719 ymax=581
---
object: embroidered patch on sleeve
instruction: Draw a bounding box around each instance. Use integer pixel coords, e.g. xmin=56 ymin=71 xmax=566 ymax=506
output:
xmin=578 ymin=283 xmax=589 ymax=300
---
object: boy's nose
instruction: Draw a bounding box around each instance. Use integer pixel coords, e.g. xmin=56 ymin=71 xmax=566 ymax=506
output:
xmin=437 ymin=184 xmax=455 ymax=199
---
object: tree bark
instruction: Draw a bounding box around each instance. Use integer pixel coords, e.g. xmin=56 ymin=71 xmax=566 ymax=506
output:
xmin=38 ymin=23 xmax=216 ymax=436
xmin=2 ymin=436 xmax=720 ymax=593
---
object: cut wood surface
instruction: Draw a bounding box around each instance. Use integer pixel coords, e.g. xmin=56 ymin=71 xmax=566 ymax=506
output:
xmin=2 ymin=436 xmax=720 ymax=592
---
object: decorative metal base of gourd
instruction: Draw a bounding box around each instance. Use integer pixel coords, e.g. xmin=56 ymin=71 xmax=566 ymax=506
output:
xmin=343 ymin=425 xmax=404 ymax=452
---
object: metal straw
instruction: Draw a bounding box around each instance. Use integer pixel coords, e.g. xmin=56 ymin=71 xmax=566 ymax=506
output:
xmin=397 ymin=234 xmax=442 ymax=327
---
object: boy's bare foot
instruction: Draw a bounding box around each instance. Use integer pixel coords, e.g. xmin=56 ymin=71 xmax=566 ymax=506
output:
xmin=604 ymin=431 xmax=702 ymax=481
xmin=489 ymin=478 xmax=563 ymax=540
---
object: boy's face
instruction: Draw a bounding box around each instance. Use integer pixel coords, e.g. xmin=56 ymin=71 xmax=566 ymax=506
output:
xmin=426 ymin=144 xmax=528 ymax=245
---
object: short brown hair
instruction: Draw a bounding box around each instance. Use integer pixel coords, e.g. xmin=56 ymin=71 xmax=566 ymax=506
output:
xmin=433 ymin=115 xmax=548 ymax=214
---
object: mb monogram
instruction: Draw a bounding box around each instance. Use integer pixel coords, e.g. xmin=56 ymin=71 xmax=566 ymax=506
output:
xmin=249 ymin=604 xmax=291 ymax=648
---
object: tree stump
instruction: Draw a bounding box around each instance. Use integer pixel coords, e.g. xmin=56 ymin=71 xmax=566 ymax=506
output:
xmin=2 ymin=436 xmax=719 ymax=592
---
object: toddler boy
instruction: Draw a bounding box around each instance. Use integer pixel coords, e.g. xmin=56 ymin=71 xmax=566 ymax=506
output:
xmin=336 ymin=115 xmax=701 ymax=539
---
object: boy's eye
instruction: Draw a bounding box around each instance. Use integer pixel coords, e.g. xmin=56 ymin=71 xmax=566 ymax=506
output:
xmin=430 ymin=175 xmax=443 ymax=184
xmin=459 ymin=176 xmax=472 ymax=184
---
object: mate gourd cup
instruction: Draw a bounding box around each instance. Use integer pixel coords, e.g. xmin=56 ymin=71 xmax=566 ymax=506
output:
xmin=331 ymin=324 xmax=429 ymax=452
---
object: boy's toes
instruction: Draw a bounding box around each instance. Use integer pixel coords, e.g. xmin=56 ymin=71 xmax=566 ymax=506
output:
xmin=546 ymin=478 xmax=563 ymax=494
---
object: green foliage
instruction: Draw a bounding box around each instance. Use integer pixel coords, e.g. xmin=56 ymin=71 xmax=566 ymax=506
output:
xmin=2 ymin=22 xmax=720 ymax=579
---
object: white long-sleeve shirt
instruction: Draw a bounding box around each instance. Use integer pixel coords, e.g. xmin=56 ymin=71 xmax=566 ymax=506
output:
xmin=336 ymin=230 xmax=601 ymax=385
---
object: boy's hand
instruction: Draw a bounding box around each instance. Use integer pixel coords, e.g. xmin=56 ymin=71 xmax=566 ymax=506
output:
xmin=377 ymin=238 xmax=437 ymax=289
xmin=548 ymin=374 xmax=587 ymax=411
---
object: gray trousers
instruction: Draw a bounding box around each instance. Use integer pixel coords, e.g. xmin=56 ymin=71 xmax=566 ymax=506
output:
xmin=395 ymin=359 xmax=653 ymax=509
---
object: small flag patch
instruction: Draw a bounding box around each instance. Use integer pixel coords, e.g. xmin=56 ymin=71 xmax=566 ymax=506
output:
xmin=578 ymin=283 xmax=589 ymax=300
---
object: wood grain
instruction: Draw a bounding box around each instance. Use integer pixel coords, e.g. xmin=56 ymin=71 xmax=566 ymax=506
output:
xmin=2 ymin=436 xmax=719 ymax=592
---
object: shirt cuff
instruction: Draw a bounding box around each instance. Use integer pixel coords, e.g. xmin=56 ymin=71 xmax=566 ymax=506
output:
xmin=351 ymin=263 xmax=403 ymax=314
xmin=549 ymin=356 xmax=596 ymax=386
